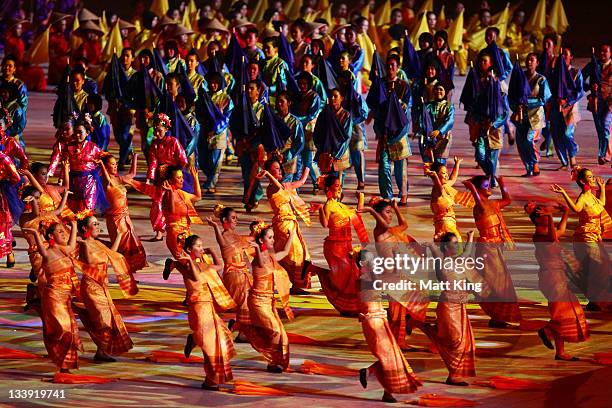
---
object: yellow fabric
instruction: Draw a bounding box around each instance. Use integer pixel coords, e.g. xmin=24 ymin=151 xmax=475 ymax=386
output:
xmin=26 ymin=26 xmax=49 ymax=65
xmin=102 ymin=21 xmax=124 ymax=62
xmin=357 ymin=33 xmax=374 ymax=72
xmin=437 ymin=5 xmax=446 ymax=30
xmin=375 ymin=0 xmax=391 ymax=26
xmin=150 ymin=0 xmax=169 ymax=19
xmin=467 ymin=4 xmax=509 ymax=51
xmin=251 ymin=0 xmax=266 ymax=23
xmin=447 ymin=9 xmax=464 ymax=50
xmin=181 ymin=11 xmax=192 ymax=30
xmin=360 ymin=4 xmax=370 ymax=19
xmin=548 ymin=0 xmax=569 ymax=34
xmin=410 ymin=12 xmax=429 ymax=47
xmin=417 ymin=0 xmax=434 ymax=16
xmin=71 ymin=12 xmax=82 ymax=52
xmin=100 ymin=11 xmax=109 ymax=35
xmin=525 ymin=0 xmax=546 ymax=32
xmin=284 ymin=0 xmax=301 ymax=21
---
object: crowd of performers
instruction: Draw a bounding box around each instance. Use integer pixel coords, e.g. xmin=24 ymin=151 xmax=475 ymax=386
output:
xmin=0 ymin=0 xmax=612 ymax=403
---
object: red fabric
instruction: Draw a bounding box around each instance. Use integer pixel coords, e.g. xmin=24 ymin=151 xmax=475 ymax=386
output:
xmin=146 ymin=350 xmax=204 ymax=363
xmin=74 ymin=40 xmax=102 ymax=66
xmin=474 ymin=376 xmax=550 ymax=390
xmin=594 ymin=352 xmax=612 ymax=365
xmin=0 ymin=346 xmax=41 ymax=359
xmin=4 ymin=34 xmax=25 ymax=64
xmin=286 ymin=333 xmax=321 ymax=346
xmin=411 ymin=393 xmax=477 ymax=407
xmin=519 ymin=319 xmax=546 ymax=331
xmin=53 ymin=372 xmax=114 ymax=384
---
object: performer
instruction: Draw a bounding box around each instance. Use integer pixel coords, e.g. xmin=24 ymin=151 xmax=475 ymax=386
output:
xmin=97 ymin=153 xmax=147 ymax=276
xmin=275 ymin=92 xmax=305 ymax=182
xmin=316 ymin=176 xmax=368 ymax=315
xmin=0 ymin=149 xmax=21 ymax=268
xmin=356 ymin=250 xmax=422 ymax=403
xmin=175 ymin=235 xmax=237 ymax=390
xmin=74 ymin=215 xmax=137 ymax=362
xmin=61 ymin=115 xmax=106 ymax=213
xmin=373 ymin=55 xmax=411 ymax=205
xmin=420 ymin=83 xmax=455 ymax=164
xmin=511 ymin=53 xmax=551 ymax=177
xmin=261 ymin=37 xmax=290 ymax=105
xmin=360 ymin=197 xmax=428 ymax=349
xmin=463 ymin=175 xmax=521 ymax=326
xmin=425 ymin=158 xmax=473 ymax=242
xmin=23 ymin=220 xmax=82 ymax=372
xmin=48 ymin=13 xmax=72 ymax=85
xmin=86 ymin=94 xmax=111 ymax=151
xmin=258 ymin=161 xmax=313 ymax=292
xmin=422 ymin=232 xmax=480 ymax=385
xmin=247 ymin=221 xmax=294 ymax=373
xmin=0 ymin=82 xmax=26 ymax=147
xmin=160 ymin=164 xmax=203 ymax=258
xmin=583 ymin=44 xmax=612 ymax=165
xmin=106 ymin=47 xmax=136 ymax=171
xmin=0 ymin=109 xmax=28 ymax=168
xmin=550 ymin=47 xmax=584 ymax=170
xmin=526 ymin=202 xmax=590 ymax=360
xmin=206 ymin=206 xmax=254 ymax=342
xmin=551 ymin=167 xmax=612 ymax=311
xmin=23 ymin=162 xmax=70 ymax=219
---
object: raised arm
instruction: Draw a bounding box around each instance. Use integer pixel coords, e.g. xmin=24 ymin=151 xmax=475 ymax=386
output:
xmin=361 ymin=206 xmax=391 ymax=229
xmin=426 ymin=169 xmax=443 ymax=189
xmin=319 ymin=202 xmax=331 ymax=228
xmin=206 ymin=248 xmax=223 ymax=272
xmin=283 ymin=167 xmax=310 ymax=191
xmin=19 ymin=169 xmax=45 ymax=194
xmin=65 ymin=220 xmax=78 ymax=253
xmin=110 ymin=230 xmax=125 ymax=252
xmin=205 ymin=217 xmax=227 ymax=248
xmin=23 ymin=227 xmax=48 ymax=259
xmin=550 ymin=184 xmax=582 ymax=213
xmin=273 ymin=229 xmax=295 ymax=261
xmin=97 ymin=158 xmax=114 ymax=187
xmin=124 ymin=153 xmax=139 ymax=182
xmin=497 ymin=176 xmax=511 ymax=208
xmin=462 ymin=179 xmax=482 ymax=206
xmin=189 ymin=161 xmax=201 ymax=202
xmin=448 ymin=156 xmax=462 ymax=186
xmin=393 ymin=200 xmax=407 ymax=228
xmin=54 ymin=190 xmax=70 ymax=216
xmin=597 ymin=177 xmax=606 ymax=206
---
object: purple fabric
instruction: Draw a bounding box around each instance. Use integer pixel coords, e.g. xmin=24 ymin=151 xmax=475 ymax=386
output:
xmin=258 ymin=103 xmax=291 ymax=152
xmin=508 ymin=59 xmax=531 ymax=107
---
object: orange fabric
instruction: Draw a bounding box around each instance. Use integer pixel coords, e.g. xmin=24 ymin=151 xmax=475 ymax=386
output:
xmin=146 ymin=350 xmax=204 ymax=363
xmin=299 ymin=360 xmax=358 ymax=376
xmin=286 ymin=333 xmax=321 ymax=346
xmin=412 ymin=394 xmax=477 ymax=407
xmin=53 ymin=372 xmax=114 ymax=384
xmin=232 ymin=380 xmax=289 ymax=396
xmin=594 ymin=352 xmax=612 ymax=365
xmin=474 ymin=376 xmax=550 ymax=390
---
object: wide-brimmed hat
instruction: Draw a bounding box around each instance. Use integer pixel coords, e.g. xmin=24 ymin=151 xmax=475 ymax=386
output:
xmin=118 ymin=19 xmax=137 ymax=31
xmin=330 ymin=23 xmax=351 ymax=37
xmin=78 ymin=8 xmax=100 ymax=23
xmin=202 ymin=18 xmax=229 ymax=33
xmin=50 ymin=12 xmax=73 ymax=26
xmin=306 ymin=21 xmax=326 ymax=38
xmin=6 ymin=18 xmax=30 ymax=32
xmin=261 ymin=27 xmax=279 ymax=38
xmin=74 ymin=20 xmax=104 ymax=37
xmin=173 ymin=24 xmax=194 ymax=37
xmin=159 ymin=15 xmax=179 ymax=27
xmin=233 ymin=18 xmax=256 ymax=30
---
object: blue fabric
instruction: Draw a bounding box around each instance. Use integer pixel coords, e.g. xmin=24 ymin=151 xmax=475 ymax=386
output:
xmin=474 ymin=135 xmax=500 ymax=179
xmin=378 ymin=148 xmax=407 ymax=199
xmin=238 ymin=153 xmax=263 ymax=204
xmin=300 ymin=149 xmax=320 ymax=187
xmin=199 ymin=142 xmax=224 ymax=189
xmin=516 ymin=125 xmax=539 ymax=172
xmin=0 ymin=181 xmax=23 ymax=225
xmin=593 ymin=109 xmax=612 ymax=159
xmin=350 ymin=150 xmax=365 ymax=184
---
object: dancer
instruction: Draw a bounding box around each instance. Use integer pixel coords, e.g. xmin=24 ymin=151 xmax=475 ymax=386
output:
xmin=61 ymin=115 xmax=106 ymax=213
xmin=74 ymin=215 xmax=137 ymax=362
xmin=422 ymin=232 xmax=481 ymax=386
xmin=420 ymin=83 xmax=455 ymax=164
xmin=356 ymin=249 xmax=422 ymax=403
xmin=23 ymin=220 xmax=82 ymax=372
xmin=97 ymin=153 xmax=147 ymax=276
xmin=247 ymin=221 xmax=294 ymax=373
xmin=317 ymin=175 xmax=369 ymax=315
xmin=360 ymin=197 xmax=428 ymax=349
xmin=159 ymin=164 xmax=203 ymax=258
xmin=22 ymin=162 xmax=72 ymax=220
xmin=425 ymin=157 xmax=473 ymax=242
xmin=525 ymin=202 xmax=590 ymax=360
xmin=551 ymin=167 xmax=612 ymax=311
xmin=172 ymin=235 xmax=237 ymax=390
xmin=0 ymin=149 xmax=21 ymax=267
xmin=257 ymin=160 xmax=313 ymax=292
xmin=206 ymin=206 xmax=254 ymax=342
xmin=463 ymin=175 xmax=521 ymax=327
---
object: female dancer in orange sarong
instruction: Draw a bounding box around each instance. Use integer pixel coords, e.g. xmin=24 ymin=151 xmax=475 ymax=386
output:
xmin=97 ymin=153 xmax=147 ymax=276
xmin=159 ymin=164 xmax=203 ymax=258
xmin=525 ymin=202 xmax=590 ymax=361
xmin=246 ymin=221 xmax=294 ymax=373
xmin=22 ymin=161 xmax=73 ymax=220
xmin=316 ymin=175 xmax=369 ymax=316
xmin=422 ymin=232 xmax=481 ymax=386
xmin=360 ymin=197 xmax=428 ymax=349
xmin=175 ymin=234 xmax=237 ymax=390
xmin=74 ymin=215 xmax=137 ymax=362
xmin=23 ymin=220 xmax=82 ymax=372
xmin=20 ymin=186 xmax=69 ymax=308
xmin=207 ymin=206 xmax=254 ymax=342
xmin=356 ymin=250 xmax=422 ymax=403
xmin=425 ymin=156 xmax=474 ymax=242
xmin=257 ymin=160 xmax=314 ymax=293
xmin=551 ymin=167 xmax=612 ymax=311
xmin=463 ymin=175 xmax=521 ymax=327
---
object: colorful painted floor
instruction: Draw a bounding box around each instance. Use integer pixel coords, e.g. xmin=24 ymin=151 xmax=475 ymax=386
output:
xmin=1 ymin=70 xmax=612 ymax=407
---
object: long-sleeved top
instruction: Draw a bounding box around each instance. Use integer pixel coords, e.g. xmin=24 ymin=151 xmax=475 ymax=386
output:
xmin=424 ymin=100 xmax=455 ymax=136
xmin=373 ymin=78 xmax=412 ymax=142
xmin=184 ymin=111 xmax=200 ymax=158
xmin=262 ymin=56 xmax=290 ymax=97
xmin=90 ymin=111 xmax=111 ymax=150
xmin=280 ymin=113 xmax=305 ymax=165
xmin=511 ymin=72 xmax=551 ymax=130
xmin=147 ymin=136 xmax=188 ymax=180
xmin=0 ymin=76 xmax=28 ymax=110
xmin=583 ymin=59 xmax=612 ymax=102
xmin=3 ymin=100 xmax=26 ymax=139
xmin=64 ymin=140 xmax=103 ymax=172
xmin=346 ymin=44 xmax=365 ymax=77
xmin=0 ymin=134 xmax=28 ymax=169
xmin=333 ymin=107 xmax=353 ymax=159
xmin=292 ymin=90 xmax=323 ymax=128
